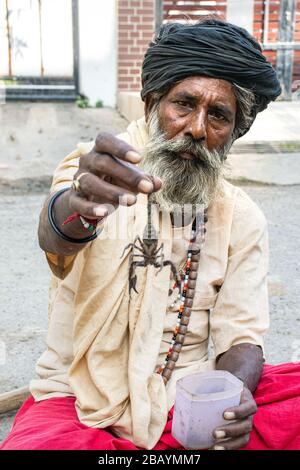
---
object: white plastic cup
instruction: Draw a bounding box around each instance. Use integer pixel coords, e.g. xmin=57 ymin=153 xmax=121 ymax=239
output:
xmin=171 ymin=370 xmax=243 ymax=449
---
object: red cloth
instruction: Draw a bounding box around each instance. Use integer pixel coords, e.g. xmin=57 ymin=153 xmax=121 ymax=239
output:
xmin=1 ymin=362 xmax=300 ymax=450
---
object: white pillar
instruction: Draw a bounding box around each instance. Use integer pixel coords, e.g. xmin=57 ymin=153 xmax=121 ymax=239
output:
xmin=226 ymin=0 xmax=254 ymax=35
xmin=78 ymin=0 xmax=117 ymax=107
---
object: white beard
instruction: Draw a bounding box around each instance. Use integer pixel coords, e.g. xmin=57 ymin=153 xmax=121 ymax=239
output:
xmin=140 ymin=108 xmax=233 ymax=214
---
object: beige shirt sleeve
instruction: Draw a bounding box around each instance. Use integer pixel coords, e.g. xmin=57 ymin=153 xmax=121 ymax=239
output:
xmin=210 ymin=188 xmax=270 ymax=358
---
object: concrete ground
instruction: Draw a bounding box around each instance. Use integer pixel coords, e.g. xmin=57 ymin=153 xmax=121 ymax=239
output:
xmin=0 ymin=103 xmax=128 ymax=190
xmin=0 ymin=103 xmax=300 ymax=444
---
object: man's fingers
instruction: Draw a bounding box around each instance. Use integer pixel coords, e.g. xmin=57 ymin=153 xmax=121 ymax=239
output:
xmin=224 ymin=401 xmax=257 ymax=420
xmin=94 ymin=132 xmax=141 ymax=164
xmin=69 ymin=192 xmax=114 ymax=219
xmin=75 ymin=172 xmax=137 ymax=206
xmin=87 ymin=152 xmax=162 ymax=194
xmin=214 ymin=417 xmax=253 ymax=439
xmin=212 ymin=434 xmax=251 ymax=450
xmin=223 ymin=388 xmax=257 ymax=420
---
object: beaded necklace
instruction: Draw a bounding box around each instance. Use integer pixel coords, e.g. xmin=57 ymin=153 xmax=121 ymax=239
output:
xmin=157 ymin=208 xmax=208 ymax=385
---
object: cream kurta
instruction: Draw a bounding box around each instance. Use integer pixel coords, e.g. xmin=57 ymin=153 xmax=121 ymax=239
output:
xmin=30 ymin=117 xmax=269 ymax=449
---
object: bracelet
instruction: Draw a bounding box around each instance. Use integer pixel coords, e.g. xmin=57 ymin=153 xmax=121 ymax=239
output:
xmin=62 ymin=212 xmax=99 ymax=232
xmin=79 ymin=215 xmax=98 ymax=232
xmin=47 ymin=187 xmax=102 ymax=244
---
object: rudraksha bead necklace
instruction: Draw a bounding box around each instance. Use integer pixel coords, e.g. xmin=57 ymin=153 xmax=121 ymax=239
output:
xmin=157 ymin=208 xmax=208 ymax=385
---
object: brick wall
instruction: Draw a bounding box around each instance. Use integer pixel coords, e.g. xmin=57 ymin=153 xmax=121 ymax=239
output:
xmin=117 ymin=0 xmax=300 ymax=101
xmin=118 ymin=0 xmax=155 ymax=93
xmin=163 ymin=0 xmax=227 ymax=21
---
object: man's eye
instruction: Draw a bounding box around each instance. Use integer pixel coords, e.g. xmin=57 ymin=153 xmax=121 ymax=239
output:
xmin=210 ymin=110 xmax=227 ymax=121
xmin=175 ymin=101 xmax=190 ymax=107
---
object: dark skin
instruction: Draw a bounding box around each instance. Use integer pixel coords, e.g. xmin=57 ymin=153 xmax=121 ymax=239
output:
xmin=38 ymin=76 xmax=264 ymax=449
xmin=152 ymin=76 xmax=237 ymax=150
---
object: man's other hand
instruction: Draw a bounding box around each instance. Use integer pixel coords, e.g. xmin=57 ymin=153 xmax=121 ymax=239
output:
xmin=212 ymin=387 xmax=257 ymax=450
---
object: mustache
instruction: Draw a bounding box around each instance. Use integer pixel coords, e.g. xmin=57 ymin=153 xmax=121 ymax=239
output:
xmin=146 ymin=135 xmax=225 ymax=171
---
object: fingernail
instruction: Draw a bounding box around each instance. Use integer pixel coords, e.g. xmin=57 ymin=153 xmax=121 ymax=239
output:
xmin=214 ymin=445 xmax=225 ymax=451
xmin=224 ymin=412 xmax=235 ymax=420
xmin=94 ymin=206 xmax=108 ymax=217
xmin=214 ymin=430 xmax=226 ymax=439
xmin=125 ymin=150 xmax=141 ymax=163
xmin=154 ymin=176 xmax=163 ymax=185
xmin=119 ymin=194 xmax=136 ymax=205
xmin=138 ymin=179 xmax=153 ymax=193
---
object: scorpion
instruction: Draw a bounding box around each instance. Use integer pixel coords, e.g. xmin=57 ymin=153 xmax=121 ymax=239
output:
xmin=120 ymin=201 xmax=181 ymax=295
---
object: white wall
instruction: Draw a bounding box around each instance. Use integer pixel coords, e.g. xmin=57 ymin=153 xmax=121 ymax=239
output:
xmin=0 ymin=0 xmax=73 ymax=77
xmin=227 ymin=0 xmax=254 ymax=34
xmin=78 ymin=0 xmax=117 ymax=107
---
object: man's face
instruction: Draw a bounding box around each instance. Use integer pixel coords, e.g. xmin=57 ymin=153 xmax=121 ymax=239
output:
xmin=155 ymin=76 xmax=237 ymax=153
xmin=141 ymin=76 xmax=237 ymax=214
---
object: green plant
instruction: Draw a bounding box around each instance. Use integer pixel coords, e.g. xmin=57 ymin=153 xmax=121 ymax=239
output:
xmin=95 ymin=99 xmax=103 ymax=108
xmin=75 ymin=95 xmax=90 ymax=109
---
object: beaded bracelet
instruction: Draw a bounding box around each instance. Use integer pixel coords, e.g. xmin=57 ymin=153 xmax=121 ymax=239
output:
xmin=62 ymin=212 xmax=99 ymax=233
xmin=79 ymin=215 xmax=98 ymax=232
xmin=48 ymin=187 xmax=102 ymax=244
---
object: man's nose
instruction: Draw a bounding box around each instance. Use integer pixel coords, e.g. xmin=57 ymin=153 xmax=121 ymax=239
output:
xmin=184 ymin=112 xmax=207 ymax=141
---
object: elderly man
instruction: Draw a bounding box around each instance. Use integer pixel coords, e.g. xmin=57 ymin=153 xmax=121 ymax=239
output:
xmin=2 ymin=19 xmax=300 ymax=451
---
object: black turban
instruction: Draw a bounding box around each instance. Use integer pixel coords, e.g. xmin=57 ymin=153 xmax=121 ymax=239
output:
xmin=141 ymin=19 xmax=281 ymax=137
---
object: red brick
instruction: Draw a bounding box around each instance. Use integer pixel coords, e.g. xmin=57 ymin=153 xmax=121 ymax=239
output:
xmin=137 ymin=9 xmax=153 ymax=15
xmin=119 ymin=24 xmax=135 ymax=30
xmin=130 ymin=47 xmax=141 ymax=53
xmin=119 ymin=47 xmax=129 ymax=53
xmin=141 ymin=16 xmax=154 ymax=22
xmin=118 ymin=83 xmax=129 ymax=90
xmin=119 ymin=8 xmax=134 ymax=15
xmin=119 ymin=76 xmax=134 ymax=82
xmin=119 ymin=68 xmax=129 ymax=75
xmin=119 ymin=16 xmax=131 ymax=23
xmin=119 ymin=31 xmax=129 ymax=38
xmin=130 ymin=68 xmax=141 ymax=74
xmin=140 ymin=24 xmax=154 ymax=30
xmin=136 ymin=39 xmax=150 ymax=46
xmin=119 ymin=61 xmax=135 ymax=67
xmin=141 ymin=29 xmax=154 ymax=37
xmin=118 ymin=39 xmax=134 ymax=45
xmin=119 ymin=54 xmax=144 ymax=60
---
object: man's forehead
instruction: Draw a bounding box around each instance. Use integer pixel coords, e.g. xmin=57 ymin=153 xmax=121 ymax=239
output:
xmin=166 ymin=75 xmax=236 ymax=105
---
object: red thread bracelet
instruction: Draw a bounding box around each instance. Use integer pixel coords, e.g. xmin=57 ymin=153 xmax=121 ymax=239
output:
xmin=62 ymin=212 xmax=99 ymax=230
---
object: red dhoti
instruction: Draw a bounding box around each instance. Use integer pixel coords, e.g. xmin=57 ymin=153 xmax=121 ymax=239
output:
xmin=1 ymin=363 xmax=300 ymax=450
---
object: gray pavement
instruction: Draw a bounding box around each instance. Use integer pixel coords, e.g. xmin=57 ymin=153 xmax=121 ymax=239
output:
xmin=236 ymin=101 xmax=300 ymax=143
xmin=227 ymin=153 xmax=300 ymax=185
xmin=1 ymin=183 xmax=300 ymax=443
xmin=0 ymin=103 xmax=128 ymax=190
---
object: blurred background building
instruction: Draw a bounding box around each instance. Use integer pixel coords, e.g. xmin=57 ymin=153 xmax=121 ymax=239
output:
xmin=0 ymin=0 xmax=299 ymax=118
